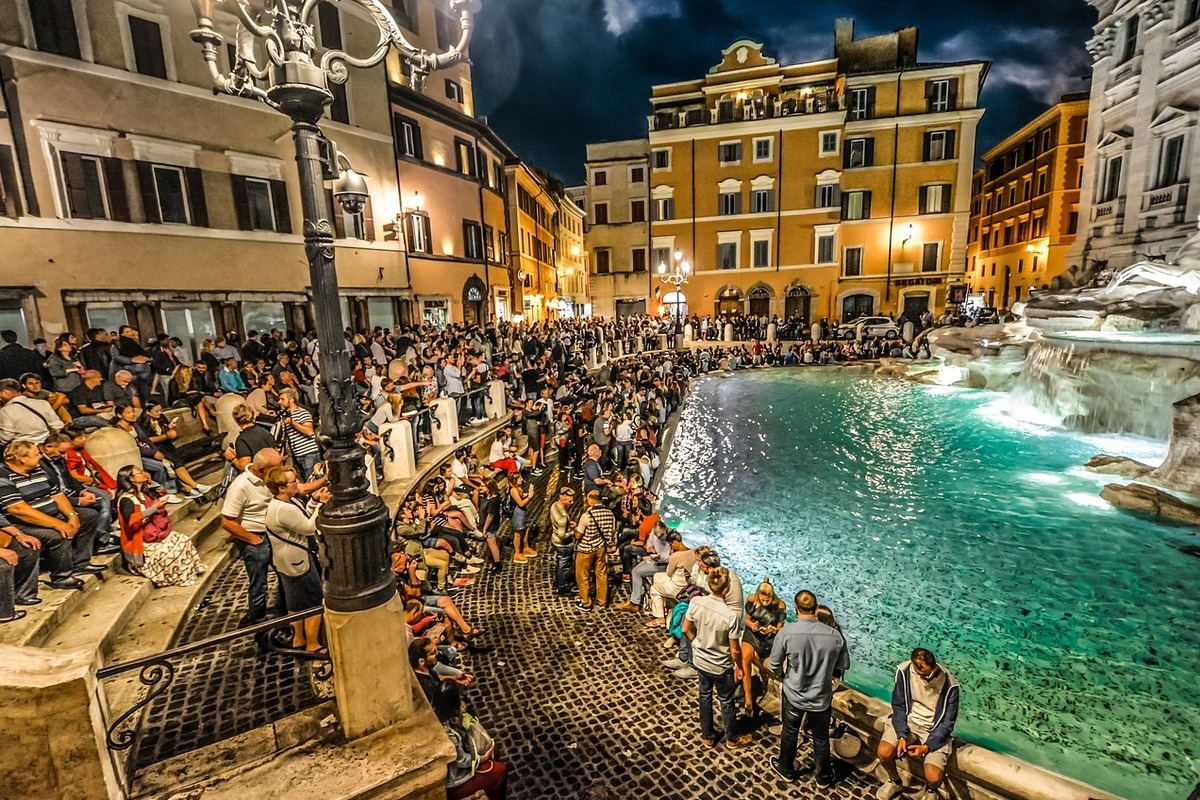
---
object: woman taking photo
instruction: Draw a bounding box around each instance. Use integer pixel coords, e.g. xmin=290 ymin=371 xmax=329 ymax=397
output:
xmin=114 ymin=465 xmax=203 ymax=587
xmin=508 ymin=470 xmax=536 ymax=565
xmin=264 ymin=465 xmax=326 ymax=652
xmin=740 ymin=577 xmax=787 ymax=717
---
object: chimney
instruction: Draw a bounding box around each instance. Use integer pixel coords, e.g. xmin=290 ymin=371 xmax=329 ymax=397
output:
xmin=834 ymin=18 xmax=856 ymax=52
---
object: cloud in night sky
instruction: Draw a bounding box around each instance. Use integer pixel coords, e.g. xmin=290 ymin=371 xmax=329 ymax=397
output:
xmin=468 ymin=0 xmax=1097 ymax=183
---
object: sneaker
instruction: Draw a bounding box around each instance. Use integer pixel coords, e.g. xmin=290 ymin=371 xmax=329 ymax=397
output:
xmin=877 ymin=781 xmax=905 ymax=800
xmin=512 ymin=554 xmax=527 ymax=564
xmin=466 ymin=556 xmax=486 ymax=566
xmin=661 ymin=657 xmax=686 ymax=670
xmin=573 ymin=601 xmax=592 ymax=611
xmin=451 ymin=577 xmax=476 ymax=588
xmin=195 ymin=483 xmax=213 ymax=493
xmin=725 ymin=734 xmax=753 ymax=750
xmin=164 ymin=494 xmax=184 ymax=505
xmin=522 ymin=547 xmax=538 ymax=557
xmin=673 ymin=666 xmax=698 ymax=680
xmin=615 ymin=602 xmax=640 ymax=613
xmin=815 ymin=772 xmax=837 ymax=788
xmin=457 ymin=565 xmax=482 ymax=576
xmin=769 ymin=757 xmax=796 ymax=782
xmin=183 ymin=488 xmax=203 ymax=499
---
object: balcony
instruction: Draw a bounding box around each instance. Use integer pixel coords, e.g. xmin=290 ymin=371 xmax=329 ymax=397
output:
xmin=1093 ymin=197 xmax=1126 ymax=234
xmin=649 ymin=89 xmax=841 ymax=132
xmin=1141 ymin=182 xmax=1189 ymax=224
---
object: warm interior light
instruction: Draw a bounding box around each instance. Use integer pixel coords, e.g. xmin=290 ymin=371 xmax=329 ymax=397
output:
xmin=658 ymin=262 xmax=667 ymax=275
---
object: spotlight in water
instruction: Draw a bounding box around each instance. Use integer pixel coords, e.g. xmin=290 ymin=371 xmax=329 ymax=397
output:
xmin=935 ymin=365 xmax=968 ymax=386
xmin=1065 ymin=492 xmax=1114 ymax=511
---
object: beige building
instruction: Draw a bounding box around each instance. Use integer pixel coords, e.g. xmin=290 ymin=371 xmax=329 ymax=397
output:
xmin=556 ymin=190 xmax=588 ymax=316
xmin=506 ymin=161 xmax=558 ymax=322
xmin=582 ymin=139 xmax=650 ymax=318
xmin=966 ymin=94 xmax=1089 ymax=309
xmin=621 ymin=21 xmax=987 ymax=326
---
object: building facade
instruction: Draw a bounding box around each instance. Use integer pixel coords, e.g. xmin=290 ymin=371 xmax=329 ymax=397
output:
xmin=505 ymin=162 xmax=558 ymax=322
xmin=637 ymin=21 xmax=987 ymax=327
xmin=966 ymin=94 xmax=1090 ymax=308
xmin=1068 ymin=0 xmax=1200 ymax=277
xmin=555 ymin=191 xmax=588 ymax=317
xmin=581 ymin=139 xmax=650 ymax=319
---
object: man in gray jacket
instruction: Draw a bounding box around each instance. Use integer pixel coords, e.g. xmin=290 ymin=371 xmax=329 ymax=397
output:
xmin=768 ymin=589 xmax=849 ymax=786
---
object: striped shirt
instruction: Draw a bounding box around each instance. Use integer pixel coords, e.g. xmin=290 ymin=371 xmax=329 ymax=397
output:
xmin=0 ymin=464 xmax=67 ymax=518
xmin=282 ymin=407 xmax=320 ymax=458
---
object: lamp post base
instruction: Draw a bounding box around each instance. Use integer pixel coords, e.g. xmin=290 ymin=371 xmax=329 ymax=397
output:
xmin=326 ymin=592 xmax=415 ymax=739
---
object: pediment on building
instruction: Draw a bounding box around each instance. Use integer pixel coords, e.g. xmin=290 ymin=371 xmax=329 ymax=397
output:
xmin=1096 ymin=128 xmax=1134 ymax=149
xmin=710 ymin=40 xmax=776 ymax=74
xmin=1149 ymin=105 xmax=1197 ymax=129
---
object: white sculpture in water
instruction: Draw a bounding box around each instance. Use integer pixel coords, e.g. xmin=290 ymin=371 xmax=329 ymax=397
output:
xmin=1100 ymin=216 xmax=1200 ymax=297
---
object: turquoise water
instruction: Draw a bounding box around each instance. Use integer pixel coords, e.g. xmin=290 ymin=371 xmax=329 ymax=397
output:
xmin=658 ymin=369 xmax=1199 ymax=800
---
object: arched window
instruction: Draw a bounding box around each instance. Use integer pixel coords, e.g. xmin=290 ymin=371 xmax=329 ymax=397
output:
xmin=785 ymin=285 xmax=811 ymax=327
xmin=748 ymin=286 xmax=772 ymax=318
xmin=462 ymin=275 xmax=486 ymax=326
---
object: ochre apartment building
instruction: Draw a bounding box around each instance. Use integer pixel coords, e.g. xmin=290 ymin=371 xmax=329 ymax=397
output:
xmin=966 ymin=94 xmax=1089 ymax=309
xmin=579 ymin=139 xmax=650 ymax=319
xmin=625 ymin=20 xmax=987 ymax=326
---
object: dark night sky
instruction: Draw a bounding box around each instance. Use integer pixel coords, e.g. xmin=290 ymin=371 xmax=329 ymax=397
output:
xmin=468 ymin=0 xmax=1097 ymax=184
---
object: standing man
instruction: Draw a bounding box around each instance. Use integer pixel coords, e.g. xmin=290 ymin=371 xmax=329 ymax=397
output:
xmin=572 ymin=489 xmax=616 ymax=611
xmin=683 ymin=566 xmax=753 ymax=749
xmin=277 ymin=388 xmax=320 ymax=481
xmin=548 ymin=486 xmax=576 ymax=596
xmin=581 ymin=444 xmax=611 ymax=498
xmin=876 ymin=648 xmax=960 ymax=800
xmin=221 ymin=448 xmax=284 ymax=627
xmin=768 ymin=589 xmax=849 ymax=786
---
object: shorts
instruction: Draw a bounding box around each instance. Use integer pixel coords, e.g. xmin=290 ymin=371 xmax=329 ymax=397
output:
xmin=881 ymin=715 xmax=951 ymax=770
xmin=280 ymin=564 xmax=323 ymax=612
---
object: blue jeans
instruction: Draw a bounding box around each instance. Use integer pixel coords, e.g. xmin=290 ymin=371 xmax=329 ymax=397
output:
xmin=678 ymin=629 xmax=692 ymax=665
xmin=293 ymin=452 xmax=319 ymax=482
xmin=82 ymin=491 xmax=115 ymax=546
xmin=778 ymin=696 xmax=833 ymax=781
xmin=630 ymin=558 xmax=665 ymax=605
xmin=73 ymin=414 xmax=111 ymax=429
xmin=697 ymin=666 xmax=738 ymax=741
xmin=235 ymin=538 xmax=271 ymax=626
xmin=142 ymin=457 xmax=177 ymax=493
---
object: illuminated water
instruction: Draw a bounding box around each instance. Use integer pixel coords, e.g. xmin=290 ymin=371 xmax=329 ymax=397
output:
xmin=659 ymin=369 xmax=1199 ymax=800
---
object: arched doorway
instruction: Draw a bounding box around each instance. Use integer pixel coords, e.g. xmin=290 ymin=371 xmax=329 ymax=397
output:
xmin=462 ymin=275 xmax=486 ymax=326
xmin=715 ymin=286 xmax=743 ymax=317
xmin=662 ymin=291 xmax=689 ymax=318
xmin=747 ymin=285 xmax=772 ymax=319
xmin=785 ymin=285 xmax=811 ymax=329
xmin=841 ymin=293 xmax=874 ymax=322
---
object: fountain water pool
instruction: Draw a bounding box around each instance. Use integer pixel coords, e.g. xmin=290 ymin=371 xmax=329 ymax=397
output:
xmin=659 ymin=369 xmax=1198 ymax=800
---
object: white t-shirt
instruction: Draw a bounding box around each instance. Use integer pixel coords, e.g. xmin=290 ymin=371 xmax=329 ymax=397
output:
xmin=685 ymin=595 xmax=739 ymax=675
xmin=489 ymin=440 xmax=507 ymax=463
xmin=222 ymin=469 xmax=272 ymax=533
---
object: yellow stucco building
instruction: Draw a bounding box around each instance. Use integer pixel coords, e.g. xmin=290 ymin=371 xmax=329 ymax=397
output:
xmin=966 ymin=94 xmax=1089 ymax=310
xmin=632 ymin=20 xmax=987 ymax=326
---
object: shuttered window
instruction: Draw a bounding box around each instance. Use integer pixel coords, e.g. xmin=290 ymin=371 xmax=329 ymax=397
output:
xmin=128 ymin=16 xmax=168 ymax=79
xmin=135 ymin=161 xmax=206 ymax=226
xmin=231 ymin=174 xmax=290 ymax=232
xmin=31 ymin=0 xmax=81 ymax=58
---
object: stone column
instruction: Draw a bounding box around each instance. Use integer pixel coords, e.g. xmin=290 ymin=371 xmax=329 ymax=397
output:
xmin=325 ymin=594 xmax=415 ymax=739
xmin=431 ymin=398 xmax=459 ymax=447
xmin=83 ymin=427 xmax=139 ymax=484
xmin=767 ymin=322 xmax=777 ymax=343
xmin=380 ymin=421 xmax=416 ymax=482
xmin=724 ymin=322 xmax=734 ymax=342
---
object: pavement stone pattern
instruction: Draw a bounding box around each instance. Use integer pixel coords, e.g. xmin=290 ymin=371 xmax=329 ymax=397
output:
xmin=132 ymin=552 xmax=324 ymax=769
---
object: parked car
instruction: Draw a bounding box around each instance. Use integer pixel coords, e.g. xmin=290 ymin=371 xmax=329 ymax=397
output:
xmin=842 ymin=316 xmax=901 ymax=339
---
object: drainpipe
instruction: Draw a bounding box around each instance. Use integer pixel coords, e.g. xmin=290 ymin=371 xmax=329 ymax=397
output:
xmin=690 ymin=139 xmax=697 ymax=267
xmin=385 ymin=96 xmax=413 ymax=322
xmin=0 ymin=56 xmax=37 ymax=217
xmin=884 ymin=70 xmax=904 ymax=310
xmin=774 ymin=128 xmax=783 ymax=276
xmin=473 ymin=132 xmax=490 ymax=321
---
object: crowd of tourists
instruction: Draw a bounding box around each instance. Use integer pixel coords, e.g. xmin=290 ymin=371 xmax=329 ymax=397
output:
xmin=0 ymin=314 xmax=959 ymax=800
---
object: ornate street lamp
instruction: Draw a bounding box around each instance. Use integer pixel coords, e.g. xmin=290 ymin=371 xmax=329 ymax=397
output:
xmin=186 ymin=0 xmax=479 ymax=614
xmin=658 ymin=249 xmax=690 ymax=321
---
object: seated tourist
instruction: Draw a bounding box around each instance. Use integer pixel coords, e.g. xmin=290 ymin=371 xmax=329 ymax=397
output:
xmin=487 ymin=429 xmax=525 ymax=475
xmin=103 ymin=369 xmax=141 ymax=410
xmin=227 ymin=403 xmax=275 ymax=471
xmin=68 ymin=370 xmax=115 ymax=429
xmin=0 ymin=514 xmax=42 ymax=617
xmin=0 ymin=439 xmax=104 ymax=587
xmin=393 ymin=550 xmax=481 ymax=638
xmin=113 ymin=403 xmax=205 ymax=501
xmin=646 ymin=534 xmax=696 ymax=628
xmin=0 ymin=378 xmax=63 ymax=445
xmin=38 ymin=433 xmax=117 ymax=552
xmin=616 ymin=519 xmax=672 ymax=614
xmin=21 ymin=373 xmax=72 ymax=426
xmin=170 ymin=365 xmax=216 ymax=434
xmin=739 ymin=578 xmax=787 ymax=717
xmin=219 ymin=358 xmax=248 ymax=393
xmin=428 ymin=679 xmax=509 ymax=800
xmin=113 ymin=464 xmax=203 ymax=587
xmin=876 ymin=648 xmax=960 ymax=800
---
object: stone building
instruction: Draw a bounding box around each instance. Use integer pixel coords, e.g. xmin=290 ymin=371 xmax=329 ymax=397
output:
xmin=634 ymin=20 xmax=987 ymax=326
xmin=0 ymin=0 xmax=523 ymax=346
xmin=556 ymin=190 xmax=588 ymax=317
xmin=505 ymin=161 xmax=558 ymax=322
xmin=1068 ymin=0 xmax=1200 ymax=276
xmin=966 ymin=94 xmax=1090 ymax=308
xmin=580 ymin=139 xmax=650 ymax=319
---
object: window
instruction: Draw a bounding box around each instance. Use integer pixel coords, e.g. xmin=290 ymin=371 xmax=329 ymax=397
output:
xmin=842 ymin=190 xmax=872 ymax=221
xmin=842 ymin=293 xmax=873 ymax=321
xmin=1118 ymin=15 xmax=1139 ymax=63
xmin=843 ymin=246 xmax=863 ymax=277
xmin=595 ymin=249 xmax=611 ymax=274
xmin=630 ymin=166 xmax=645 ymax=183
xmin=390 ymin=0 xmax=417 ymax=32
xmin=924 ymin=130 xmax=956 ymax=161
xmin=926 ymin=79 xmax=957 ymax=113
xmin=1041 ymin=128 xmax=1053 ymax=153
xmin=593 ymin=169 xmax=608 ymax=186
xmin=59 ymin=153 xmax=115 ymax=220
xmin=434 ymin=6 xmax=458 ymax=49
xmin=981 ymin=230 xmax=991 ymax=249
xmin=752 ymin=239 xmax=770 ymax=268
xmin=1023 ymin=178 xmax=1032 ymax=201
xmin=985 ymin=196 xmax=993 ymax=214
xmin=753 ymin=138 xmax=773 ymax=162
xmin=1101 ymin=155 xmax=1123 ymax=202
xmin=816 ymin=184 xmax=840 ymax=209
xmin=921 ymin=242 xmax=941 ymax=272
xmin=632 ymin=248 xmax=647 ymax=273
xmin=445 ymin=79 xmax=464 ymax=103
xmin=245 ymin=178 xmax=275 ymax=231
xmin=593 ymin=202 xmax=609 ymax=225
xmin=848 ymin=87 xmax=875 ymax=120
xmin=919 ymin=184 xmax=951 ymax=214
xmin=1016 ymin=220 xmax=1029 ymax=241
xmin=816 ymin=234 xmax=836 ymax=264
xmin=844 ymin=137 xmax=874 ymax=169
xmin=717 ymin=242 xmax=738 ymax=269
xmin=149 ymin=165 xmax=188 ymax=224
xmin=1158 ymin=135 xmax=1185 ymax=187
xmin=652 ymin=148 xmax=671 ymax=171
xmin=1003 ymin=225 xmax=1014 ymax=246
xmin=31 ymin=0 xmax=82 ymax=58
xmin=128 ymin=16 xmax=168 ymax=79
xmin=820 ymin=131 xmax=840 ymax=156
xmin=316 ymin=5 xmax=349 ymax=123
xmin=630 ymin=199 xmax=646 ymax=223
xmin=393 ymin=114 xmax=423 ymax=159
xmin=653 ymin=197 xmax=675 ymax=221
xmin=454 ymin=139 xmax=477 ymax=178
xmin=750 ymin=189 xmax=775 ymax=214
xmin=1185 ymin=0 xmax=1200 ymax=25
xmin=652 ymin=247 xmax=671 ymax=271
xmin=463 ymin=220 xmax=483 ymax=259
xmin=230 ymin=174 xmax=285 ymax=232
xmin=1068 ymin=211 xmax=1079 ymax=234
xmin=718 ymin=142 xmax=742 ymax=164
xmin=718 ymin=191 xmax=742 ymax=216
xmin=1037 ymin=170 xmax=1048 ymax=195
xmin=1031 ymin=216 xmax=1045 ymax=238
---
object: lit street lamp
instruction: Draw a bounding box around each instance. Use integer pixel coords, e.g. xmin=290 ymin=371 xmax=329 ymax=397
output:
xmin=658 ymin=249 xmax=691 ymax=321
xmin=186 ymin=0 xmax=479 ymax=615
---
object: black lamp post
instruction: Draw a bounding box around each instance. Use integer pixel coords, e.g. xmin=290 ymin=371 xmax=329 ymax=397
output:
xmin=187 ymin=0 xmax=479 ymax=613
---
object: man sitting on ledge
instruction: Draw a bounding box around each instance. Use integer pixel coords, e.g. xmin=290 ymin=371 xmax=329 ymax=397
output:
xmin=876 ymin=647 xmax=960 ymax=800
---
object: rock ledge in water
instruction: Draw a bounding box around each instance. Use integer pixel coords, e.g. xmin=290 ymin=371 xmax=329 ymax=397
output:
xmin=1100 ymin=482 xmax=1200 ymax=526
xmin=1084 ymin=454 xmax=1154 ymax=479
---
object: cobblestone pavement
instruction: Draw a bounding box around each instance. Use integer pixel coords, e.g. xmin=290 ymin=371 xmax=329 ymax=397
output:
xmin=455 ymin=464 xmax=883 ymax=800
xmin=132 ymin=552 xmax=323 ymax=769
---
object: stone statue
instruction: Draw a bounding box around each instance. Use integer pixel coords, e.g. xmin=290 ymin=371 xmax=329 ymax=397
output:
xmin=1100 ymin=215 xmax=1200 ymax=297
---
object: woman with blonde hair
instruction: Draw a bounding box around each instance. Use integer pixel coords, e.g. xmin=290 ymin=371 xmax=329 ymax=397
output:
xmin=739 ymin=576 xmax=787 ymax=717
xmin=172 ymin=364 xmax=216 ymax=434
